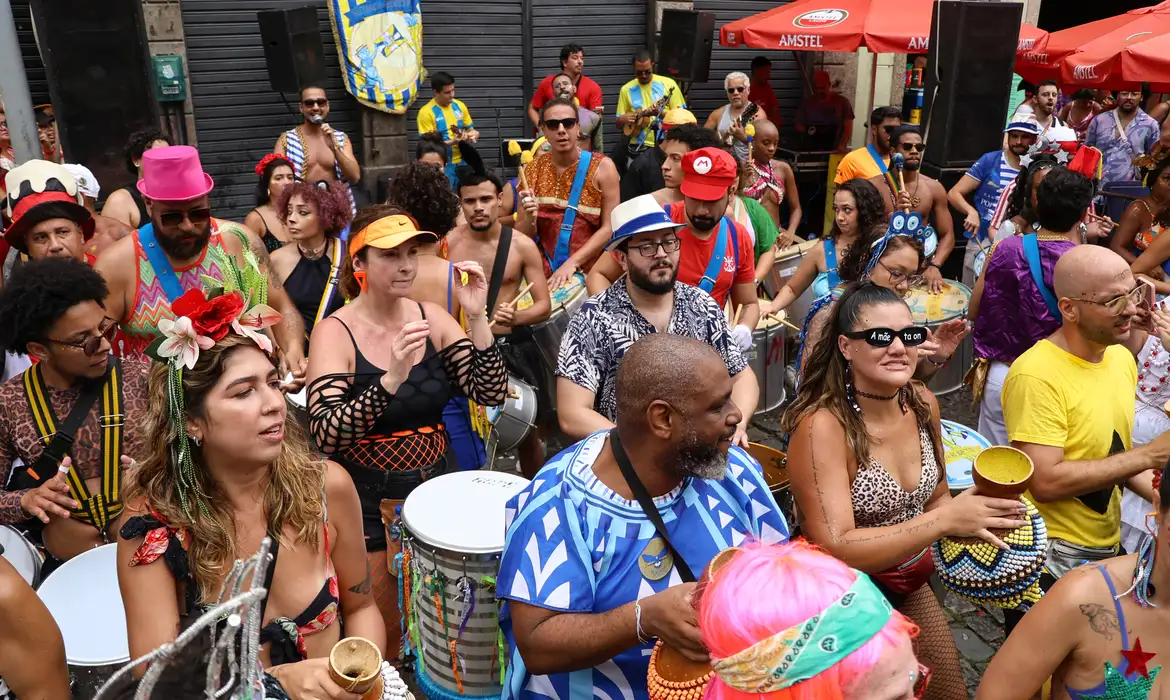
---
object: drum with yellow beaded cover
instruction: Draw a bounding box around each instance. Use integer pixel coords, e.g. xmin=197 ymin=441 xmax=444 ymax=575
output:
xmin=903 ymin=280 xmax=972 ymax=396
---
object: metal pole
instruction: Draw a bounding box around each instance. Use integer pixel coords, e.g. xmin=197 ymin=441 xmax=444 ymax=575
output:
xmin=0 ymin=0 xmax=39 ymax=164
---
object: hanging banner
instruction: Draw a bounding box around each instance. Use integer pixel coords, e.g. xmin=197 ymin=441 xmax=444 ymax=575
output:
xmin=327 ymin=0 xmax=425 ymax=114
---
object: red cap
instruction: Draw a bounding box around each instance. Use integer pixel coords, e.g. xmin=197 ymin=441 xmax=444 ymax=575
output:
xmin=681 ymin=148 xmax=737 ymax=201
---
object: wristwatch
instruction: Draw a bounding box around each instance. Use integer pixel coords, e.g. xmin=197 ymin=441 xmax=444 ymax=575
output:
xmin=926 ymin=261 xmax=942 ymax=270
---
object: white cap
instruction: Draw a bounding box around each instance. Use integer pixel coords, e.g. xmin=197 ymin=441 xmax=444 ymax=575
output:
xmin=62 ymin=163 xmax=100 ymax=199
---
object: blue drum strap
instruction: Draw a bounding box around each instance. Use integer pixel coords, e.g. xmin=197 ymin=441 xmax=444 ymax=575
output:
xmin=1023 ymin=233 xmax=1060 ymax=318
xmin=137 ymin=224 xmax=185 ymax=303
xmin=824 ymin=238 xmax=840 ymax=289
xmin=699 ymin=218 xmax=731 ymax=295
xmin=553 ymin=151 xmax=592 ymax=271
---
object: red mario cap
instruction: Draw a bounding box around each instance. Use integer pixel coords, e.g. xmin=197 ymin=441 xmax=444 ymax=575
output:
xmin=681 ymin=147 xmax=737 ymax=201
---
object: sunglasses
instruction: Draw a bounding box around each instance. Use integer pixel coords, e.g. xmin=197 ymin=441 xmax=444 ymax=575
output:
xmin=544 ymin=117 xmax=578 ymax=131
xmin=883 ymin=125 xmax=898 ymax=135
xmin=158 ymin=207 xmax=212 ymax=228
xmin=913 ymin=663 xmax=932 ymax=699
xmin=727 ymin=86 xmax=746 ymax=94
xmin=1075 ymin=284 xmax=1144 ymax=315
xmin=843 ymin=326 xmax=929 ymax=347
xmin=48 ymin=319 xmax=119 ymax=357
xmin=302 ymin=98 xmax=328 ymax=108
xmin=627 ymin=238 xmax=682 ymax=257
xmin=900 ymin=143 xmax=926 ymax=152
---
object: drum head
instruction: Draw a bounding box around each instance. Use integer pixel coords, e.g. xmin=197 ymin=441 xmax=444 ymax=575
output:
xmin=402 ymin=471 xmax=530 ymax=554
xmin=941 ymin=420 xmax=990 ymax=492
xmin=904 ymin=281 xmax=972 ymax=324
xmin=37 ymin=544 xmax=129 ymax=666
xmin=0 ymin=526 xmax=41 ymax=587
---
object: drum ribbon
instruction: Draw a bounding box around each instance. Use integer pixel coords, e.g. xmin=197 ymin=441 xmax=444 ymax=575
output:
xmin=482 ymin=575 xmax=508 ymax=682
xmin=394 ymin=550 xmax=411 ymax=663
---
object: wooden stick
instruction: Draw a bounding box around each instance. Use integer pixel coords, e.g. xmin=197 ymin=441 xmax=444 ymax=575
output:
xmin=768 ymin=312 xmax=801 ymax=333
xmin=897 ymin=168 xmax=911 ymax=214
xmin=488 ymin=281 xmax=536 ymax=329
xmin=517 ymin=166 xmax=531 ymax=195
xmin=732 ymin=304 xmax=744 ymax=327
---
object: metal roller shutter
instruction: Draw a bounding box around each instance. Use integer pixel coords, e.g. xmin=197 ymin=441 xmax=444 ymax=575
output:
xmin=405 ymin=0 xmax=524 ymax=172
xmin=687 ymin=1 xmax=805 ymax=138
xmin=11 ymin=0 xmax=51 ymax=105
xmin=181 ymin=1 xmax=360 ymax=222
xmin=531 ymin=0 xmax=646 ymax=118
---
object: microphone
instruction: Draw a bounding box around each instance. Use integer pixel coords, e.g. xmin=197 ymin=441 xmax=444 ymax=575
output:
xmin=309 ymin=114 xmax=325 ymax=125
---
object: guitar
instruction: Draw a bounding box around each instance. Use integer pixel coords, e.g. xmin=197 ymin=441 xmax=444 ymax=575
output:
xmin=725 ymin=103 xmax=759 ymax=145
xmin=623 ymin=87 xmax=676 ymax=137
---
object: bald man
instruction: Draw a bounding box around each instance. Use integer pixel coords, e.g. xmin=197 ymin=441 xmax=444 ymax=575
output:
xmin=744 ymin=119 xmax=800 ymax=246
xmin=498 ymin=334 xmax=788 ymax=700
xmin=1000 ymin=245 xmax=1170 ymax=634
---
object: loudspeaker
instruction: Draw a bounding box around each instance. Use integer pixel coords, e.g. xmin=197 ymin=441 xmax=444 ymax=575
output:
xmin=257 ymin=7 xmax=326 ymax=94
xmin=657 ymin=10 xmax=715 ymax=84
xmin=922 ymin=0 xmax=1022 ymax=169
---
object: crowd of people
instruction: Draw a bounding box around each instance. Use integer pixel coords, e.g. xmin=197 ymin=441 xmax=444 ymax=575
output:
xmin=4 ymin=38 xmax=1170 ymax=700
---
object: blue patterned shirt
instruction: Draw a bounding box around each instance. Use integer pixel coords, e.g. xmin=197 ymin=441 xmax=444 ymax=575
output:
xmin=498 ymin=431 xmax=790 ymax=700
xmin=1085 ymin=109 xmax=1160 ymax=185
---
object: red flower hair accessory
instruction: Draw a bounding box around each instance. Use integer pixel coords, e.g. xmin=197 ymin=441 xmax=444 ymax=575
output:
xmin=255 ymin=153 xmax=293 ymax=177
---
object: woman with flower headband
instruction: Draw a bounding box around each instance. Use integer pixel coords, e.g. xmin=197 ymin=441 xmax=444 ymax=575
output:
xmin=783 ymin=282 xmax=1029 ymax=700
xmin=116 ymin=263 xmax=384 ymax=697
xmin=305 ymin=205 xmax=507 ymax=651
xmin=977 ymin=465 xmax=1170 ymax=699
xmin=700 ymin=541 xmax=925 ymax=700
xmin=246 ymin=154 xmax=297 ymax=254
xmin=268 ymin=180 xmax=353 ymax=345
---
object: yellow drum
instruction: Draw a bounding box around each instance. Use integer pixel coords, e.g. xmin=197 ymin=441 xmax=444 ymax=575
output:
xmin=762 ymin=238 xmax=819 ymax=326
xmin=904 ymin=281 xmax=972 ymax=396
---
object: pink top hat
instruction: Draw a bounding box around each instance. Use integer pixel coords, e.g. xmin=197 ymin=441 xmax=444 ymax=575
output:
xmin=137 ymin=145 xmax=215 ymax=202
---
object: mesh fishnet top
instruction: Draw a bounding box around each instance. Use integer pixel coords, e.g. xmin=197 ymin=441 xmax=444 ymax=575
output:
xmin=308 ymin=313 xmax=507 ymax=472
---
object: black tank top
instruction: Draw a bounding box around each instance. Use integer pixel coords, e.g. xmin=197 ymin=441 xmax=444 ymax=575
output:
xmin=285 ymin=243 xmax=345 ymax=337
xmin=336 ymin=309 xmax=455 ymax=434
xmin=250 ymin=208 xmax=285 ymax=253
xmin=128 ymin=182 xmax=150 ymax=226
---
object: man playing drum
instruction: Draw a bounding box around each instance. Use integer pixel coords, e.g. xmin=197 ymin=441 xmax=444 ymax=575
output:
xmin=500 ymin=333 xmax=787 ymax=700
xmin=516 ymin=98 xmax=620 ymax=292
xmin=0 ymin=259 xmax=150 ymax=563
xmin=556 ymin=195 xmax=757 ymax=446
xmin=446 ymin=170 xmax=552 ymax=477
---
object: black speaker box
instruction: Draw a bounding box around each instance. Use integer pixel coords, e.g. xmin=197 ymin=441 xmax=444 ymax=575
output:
xmin=657 ymin=9 xmax=715 ymax=84
xmin=258 ymin=7 xmax=326 ymax=94
xmin=922 ymin=0 xmax=1022 ymax=170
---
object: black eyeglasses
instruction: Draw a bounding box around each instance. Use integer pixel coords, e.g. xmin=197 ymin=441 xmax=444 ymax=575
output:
xmin=843 ymin=326 xmax=928 ymax=347
xmin=635 ymin=69 xmax=653 ymax=78
xmin=900 ymin=143 xmax=926 ymax=152
xmin=47 ymin=319 xmax=119 ymax=357
xmin=544 ymin=117 xmax=578 ymax=131
xmin=628 ymin=238 xmax=682 ymax=257
xmin=302 ymin=98 xmax=328 ymax=108
xmin=158 ymin=207 xmax=212 ymax=228
xmin=727 ymin=86 xmax=746 ymax=94
xmin=877 ymin=261 xmax=923 ymax=285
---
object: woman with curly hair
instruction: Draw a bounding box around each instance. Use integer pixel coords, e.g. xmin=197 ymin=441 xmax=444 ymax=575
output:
xmin=118 ymin=289 xmax=383 ymax=695
xmin=269 ymin=180 xmax=353 ymax=345
xmin=762 ymin=178 xmax=886 ymax=318
xmin=783 ymin=282 xmax=1026 ymax=700
xmin=246 ymin=154 xmax=297 ymax=253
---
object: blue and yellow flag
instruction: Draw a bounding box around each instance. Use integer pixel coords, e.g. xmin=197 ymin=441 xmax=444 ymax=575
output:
xmin=328 ymin=0 xmax=425 ymax=114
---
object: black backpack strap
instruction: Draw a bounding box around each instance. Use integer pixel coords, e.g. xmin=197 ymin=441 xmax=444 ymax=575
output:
xmin=610 ymin=429 xmax=695 ymax=583
xmin=486 ymin=225 xmax=515 ymax=317
xmin=20 ymin=362 xmax=109 ymax=487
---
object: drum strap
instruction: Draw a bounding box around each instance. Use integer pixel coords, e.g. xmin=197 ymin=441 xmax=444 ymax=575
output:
xmin=553 ymin=151 xmax=593 ymax=271
xmin=21 ymin=358 xmax=124 ymax=530
xmin=698 ymin=218 xmax=730 ymax=296
xmin=1022 ymin=233 xmax=1060 ymax=317
xmin=609 ymin=429 xmax=696 ymax=583
xmin=138 ymin=223 xmax=185 ymax=303
xmin=486 ymin=226 xmax=514 ymax=316
xmin=311 ymin=238 xmax=345 ymax=335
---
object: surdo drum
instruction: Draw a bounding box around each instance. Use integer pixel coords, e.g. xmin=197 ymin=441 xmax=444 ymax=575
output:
xmin=0 ymin=525 xmax=43 ymax=588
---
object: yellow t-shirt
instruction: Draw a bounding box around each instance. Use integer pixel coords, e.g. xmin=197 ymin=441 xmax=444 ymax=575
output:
xmin=617 ymin=75 xmax=686 ymax=148
xmin=833 ymin=146 xmax=889 ymax=184
xmin=416 ymin=98 xmax=474 ymax=164
xmin=1003 ymin=340 xmax=1137 ymax=549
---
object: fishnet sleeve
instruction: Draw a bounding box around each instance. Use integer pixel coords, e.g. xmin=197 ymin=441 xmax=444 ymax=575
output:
xmin=440 ymin=339 xmax=508 ymax=407
xmin=307 ymin=372 xmax=393 ymax=455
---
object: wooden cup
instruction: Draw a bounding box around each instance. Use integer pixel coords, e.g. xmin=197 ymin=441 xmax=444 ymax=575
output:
xmin=973 ymin=446 xmax=1034 ymax=500
xmin=329 ymin=637 xmax=384 ymax=700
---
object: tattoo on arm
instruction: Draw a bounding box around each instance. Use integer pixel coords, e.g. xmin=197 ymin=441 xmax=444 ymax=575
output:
xmin=348 ymin=561 xmax=373 ymax=595
xmin=1080 ymin=603 xmax=1120 ymax=641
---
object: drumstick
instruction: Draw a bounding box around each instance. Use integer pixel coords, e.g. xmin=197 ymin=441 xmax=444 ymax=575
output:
xmin=897 ymin=168 xmax=911 ymax=214
xmin=488 ymin=281 xmax=536 ymax=329
xmin=768 ymin=312 xmax=801 ymax=332
xmin=732 ymin=305 xmax=744 ymax=327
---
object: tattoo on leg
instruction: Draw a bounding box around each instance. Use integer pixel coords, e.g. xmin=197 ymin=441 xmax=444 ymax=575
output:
xmin=348 ymin=561 xmax=373 ymax=595
xmin=1080 ymin=603 xmax=1120 ymax=640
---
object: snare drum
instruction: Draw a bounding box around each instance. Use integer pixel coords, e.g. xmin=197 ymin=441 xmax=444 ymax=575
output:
xmin=485 ymin=376 xmax=538 ymax=456
xmin=747 ymin=314 xmax=787 ymax=413
xmin=0 ymin=525 xmax=43 ymax=588
xmin=762 ymin=239 xmax=819 ymax=325
xmin=941 ymin=420 xmax=990 ymax=494
xmin=38 ymin=544 xmax=128 ymax=693
xmin=904 ymin=281 xmax=973 ymax=396
xmin=402 ymin=471 xmax=530 ymax=698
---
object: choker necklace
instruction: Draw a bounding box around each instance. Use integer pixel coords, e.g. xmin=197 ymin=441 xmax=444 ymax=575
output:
xmin=299 ymin=239 xmax=327 ymax=260
xmin=855 ymin=388 xmax=900 ymax=401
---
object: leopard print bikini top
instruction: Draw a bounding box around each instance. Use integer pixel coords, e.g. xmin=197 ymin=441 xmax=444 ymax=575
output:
xmin=849 ymin=426 xmax=941 ymax=528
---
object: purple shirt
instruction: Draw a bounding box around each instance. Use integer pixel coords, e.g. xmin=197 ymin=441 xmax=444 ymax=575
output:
xmin=973 ymin=235 xmax=1076 ymax=364
xmin=1085 ymin=109 xmax=1160 ymax=185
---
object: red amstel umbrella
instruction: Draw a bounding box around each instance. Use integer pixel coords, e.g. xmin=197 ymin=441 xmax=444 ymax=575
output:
xmin=1059 ymin=15 xmax=1170 ymax=89
xmin=1121 ymin=33 xmax=1170 ymax=91
xmin=720 ymin=0 xmax=1044 ymax=55
xmin=1017 ymin=0 xmax=1170 ymax=84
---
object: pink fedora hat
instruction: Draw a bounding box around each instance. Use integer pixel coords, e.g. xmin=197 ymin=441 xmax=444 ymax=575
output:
xmin=137 ymin=145 xmax=215 ymax=202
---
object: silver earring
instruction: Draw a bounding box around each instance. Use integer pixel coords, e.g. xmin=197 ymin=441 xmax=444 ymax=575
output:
xmin=188 ymin=434 xmax=201 ymax=447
